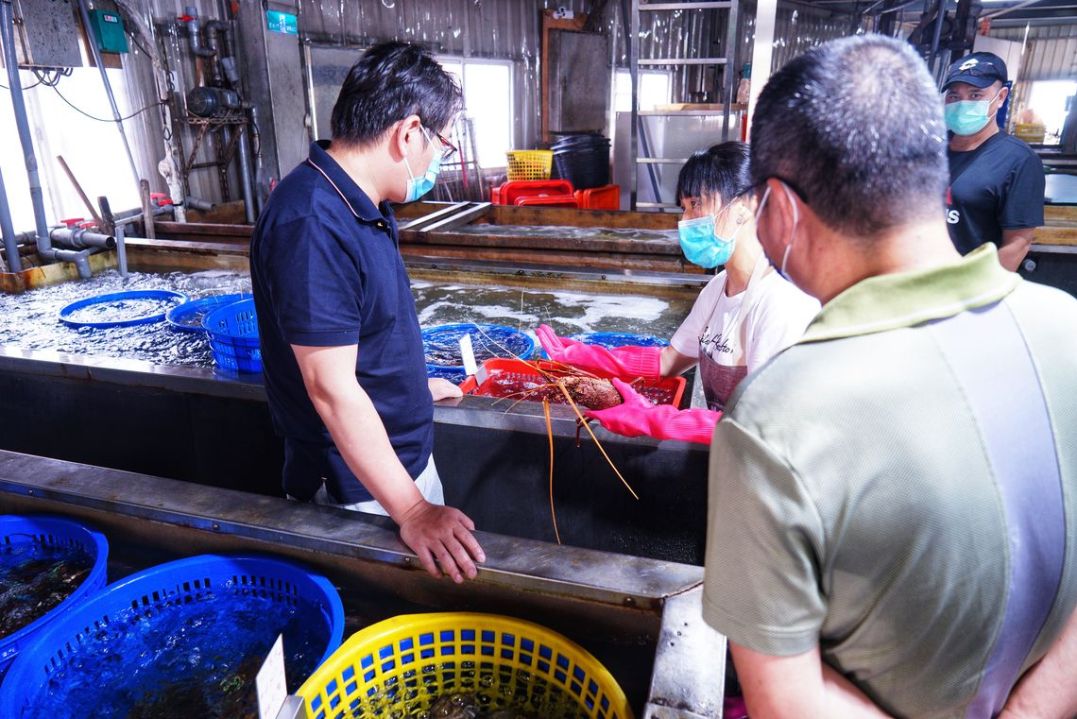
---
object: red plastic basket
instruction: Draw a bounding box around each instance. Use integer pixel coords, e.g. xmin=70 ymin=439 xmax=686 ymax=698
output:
xmin=459 ymin=358 xmax=685 ymax=408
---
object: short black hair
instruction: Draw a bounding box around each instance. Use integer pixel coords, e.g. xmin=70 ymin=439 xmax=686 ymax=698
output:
xmin=331 ymin=42 xmax=463 ymax=147
xmin=676 ymin=141 xmax=752 ymax=205
xmin=750 ymin=35 xmax=948 ymax=237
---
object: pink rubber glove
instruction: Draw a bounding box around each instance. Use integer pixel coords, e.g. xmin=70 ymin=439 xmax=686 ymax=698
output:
xmin=586 ymin=378 xmax=720 ymax=445
xmin=535 ymin=325 xmax=661 ymax=379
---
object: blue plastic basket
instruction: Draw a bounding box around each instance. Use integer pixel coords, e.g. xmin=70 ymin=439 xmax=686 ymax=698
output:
xmin=426 ymin=365 xmax=469 ymax=383
xmin=572 ymin=332 xmax=669 ymax=350
xmin=166 ymin=293 xmax=250 ymax=333
xmin=0 ymin=515 xmax=109 ymax=676
xmin=202 ymin=297 xmax=262 ymax=372
xmin=0 ymin=554 xmax=345 ymax=718
xmin=422 ymin=323 xmax=535 ymax=377
xmin=58 ymin=289 xmax=187 ymax=329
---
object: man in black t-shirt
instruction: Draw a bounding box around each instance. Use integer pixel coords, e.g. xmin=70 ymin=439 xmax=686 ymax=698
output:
xmin=943 ymin=52 xmax=1044 ymax=271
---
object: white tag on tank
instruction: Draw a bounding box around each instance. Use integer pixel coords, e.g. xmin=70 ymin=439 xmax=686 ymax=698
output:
xmin=460 ymin=333 xmax=479 ymax=377
xmin=460 ymin=332 xmax=488 ymax=385
xmin=256 ymin=634 xmax=287 ymax=719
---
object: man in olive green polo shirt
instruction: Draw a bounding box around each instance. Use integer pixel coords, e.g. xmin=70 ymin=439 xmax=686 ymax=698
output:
xmin=703 ymin=36 xmax=1077 ymax=718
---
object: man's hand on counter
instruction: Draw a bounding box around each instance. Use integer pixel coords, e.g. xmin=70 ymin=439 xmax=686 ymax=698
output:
xmin=397 ymin=499 xmax=485 ymax=583
xmin=429 ymin=378 xmax=464 ymax=402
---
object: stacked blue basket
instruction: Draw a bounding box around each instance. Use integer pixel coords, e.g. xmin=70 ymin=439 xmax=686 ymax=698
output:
xmin=202 ymin=298 xmax=262 ymax=372
xmin=0 ymin=515 xmax=109 ymax=676
xmin=166 ymin=293 xmax=250 ymax=333
xmin=0 ymin=554 xmax=345 ymax=718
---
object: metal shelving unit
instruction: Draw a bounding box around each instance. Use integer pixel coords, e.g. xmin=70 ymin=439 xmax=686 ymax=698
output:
xmin=628 ymin=0 xmax=740 ymax=211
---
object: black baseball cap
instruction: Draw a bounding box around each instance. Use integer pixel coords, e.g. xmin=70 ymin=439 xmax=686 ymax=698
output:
xmin=942 ymin=52 xmax=1008 ymax=90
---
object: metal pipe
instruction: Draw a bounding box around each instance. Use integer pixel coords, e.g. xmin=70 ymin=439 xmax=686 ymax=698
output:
xmin=248 ymin=105 xmax=265 ymax=213
xmin=69 ymin=249 xmax=92 ymax=279
xmin=0 ymin=166 xmax=22 ymax=273
xmin=638 ymin=118 xmax=663 ymax=204
xmin=98 ymin=194 xmax=127 ymax=277
xmin=200 ymin=20 xmax=224 ymax=86
xmin=183 ymin=196 xmax=215 ymax=212
xmin=236 ymin=124 xmax=256 ymax=224
xmin=13 ymin=231 xmax=36 ymax=246
xmin=928 ymin=0 xmax=946 ymax=72
xmin=114 ymin=224 xmax=128 ymax=276
xmin=198 ymin=15 xmax=252 ymax=222
xmin=625 ymin=0 xmax=639 ymax=210
xmin=204 ymin=20 xmax=239 ymax=86
xmin=49 ymin=228 xmax=117 ymax=250
xmin=2 ymin=0 xmax=53 ymax=258
xmin=182 ymin=7 xmax=215 ymax=58
xmin=76 ymin=0 xmax=141 ymax=194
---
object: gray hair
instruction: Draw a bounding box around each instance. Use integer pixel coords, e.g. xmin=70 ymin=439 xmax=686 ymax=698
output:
xmin=750 ymin=35 xmax=948 ymax=238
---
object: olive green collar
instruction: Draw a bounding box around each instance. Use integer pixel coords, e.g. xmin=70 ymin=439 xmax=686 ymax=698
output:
xmin=802 ymin=245 xmax=1020 ymax=343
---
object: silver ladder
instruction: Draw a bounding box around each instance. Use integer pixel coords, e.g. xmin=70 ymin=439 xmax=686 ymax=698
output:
xmin=628 ymin=0 xmax=740 ymax=211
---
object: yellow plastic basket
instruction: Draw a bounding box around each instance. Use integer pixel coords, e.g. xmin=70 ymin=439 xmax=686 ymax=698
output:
xmin=298 ymin=612 xmax=633 ymax=719
xmin=506 ymin=150 xmax=554 ymax=181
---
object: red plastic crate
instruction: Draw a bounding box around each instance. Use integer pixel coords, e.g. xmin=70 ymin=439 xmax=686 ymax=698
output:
xmin=514 ymin=195 xmax=578 ymax=208
xmin=491 ymin=179 xmax=574 ymax=206
xmin=459 ymin=358 xmax=686 ymax=408
xmin=574 ymin=184 xmax=620 ymax=211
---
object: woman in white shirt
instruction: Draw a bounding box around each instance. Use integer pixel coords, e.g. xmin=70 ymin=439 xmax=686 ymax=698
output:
xmin=538 ymin=142 xmax=818 ymax=441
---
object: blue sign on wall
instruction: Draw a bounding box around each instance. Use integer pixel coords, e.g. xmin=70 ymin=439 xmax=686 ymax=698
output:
xmin=266 ymin=10 xmax=298 ymax=35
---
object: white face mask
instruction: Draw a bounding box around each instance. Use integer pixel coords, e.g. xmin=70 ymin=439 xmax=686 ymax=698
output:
xmin=755 ymin=182 xmax=800 ymax=281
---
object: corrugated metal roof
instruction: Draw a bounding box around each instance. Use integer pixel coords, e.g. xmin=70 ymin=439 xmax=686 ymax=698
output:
xmin=990 ymin=24 xmax=1077 ymax=81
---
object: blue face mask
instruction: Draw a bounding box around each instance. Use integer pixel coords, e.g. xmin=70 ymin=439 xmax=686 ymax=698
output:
xmin=944 ymin=91 xmax=1000 ymax=136
xmin=678 ymin=210 xmax=737 ymax=269
xmin=403 ymin=129 xmax=442 ymax=203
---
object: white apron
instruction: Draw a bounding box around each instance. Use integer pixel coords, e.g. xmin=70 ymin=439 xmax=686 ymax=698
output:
xmin=698 ymin=256 xmax=769 ymax=411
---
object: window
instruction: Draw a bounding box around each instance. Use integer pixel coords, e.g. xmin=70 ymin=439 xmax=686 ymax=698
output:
xmin=437 ymin=57 xmax=513 ymax=169
xmin=0 ymin=66 xmax=145 ymax=233
xmin=1023 ymin=80 xmax=1077 ymax=146
xmin=612 ymin=69 xmax=673 ymax=113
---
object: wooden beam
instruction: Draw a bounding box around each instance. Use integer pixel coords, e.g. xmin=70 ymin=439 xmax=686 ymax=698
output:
xmin=489 ymin=205 xmax=677 ymax=229
xmin=1034 ymin=226 xmax=1077 ymax=247
xmin=399 ymin=244 xmax=699 ymax=274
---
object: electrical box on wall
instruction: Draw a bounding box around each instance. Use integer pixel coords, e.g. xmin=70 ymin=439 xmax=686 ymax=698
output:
xmin=3 ymin=0 xmax=83 ymax=69
xmin=88 ymin=8 xmax=128 ymax=54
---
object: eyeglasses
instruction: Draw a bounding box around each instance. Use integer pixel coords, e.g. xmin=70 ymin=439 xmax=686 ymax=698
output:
xmin=418 ymin=126 xmax=459 ymax=161
xmin=434 ymin=131 xmax=458 ymax=160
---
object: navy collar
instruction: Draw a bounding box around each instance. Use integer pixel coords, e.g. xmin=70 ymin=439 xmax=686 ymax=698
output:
xmin=306 ymin=140 xmax=393 ymax=224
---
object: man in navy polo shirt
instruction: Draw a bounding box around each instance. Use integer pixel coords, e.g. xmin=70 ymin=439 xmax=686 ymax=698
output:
xmin=250 ymin=42 xmax=484 ymax=583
